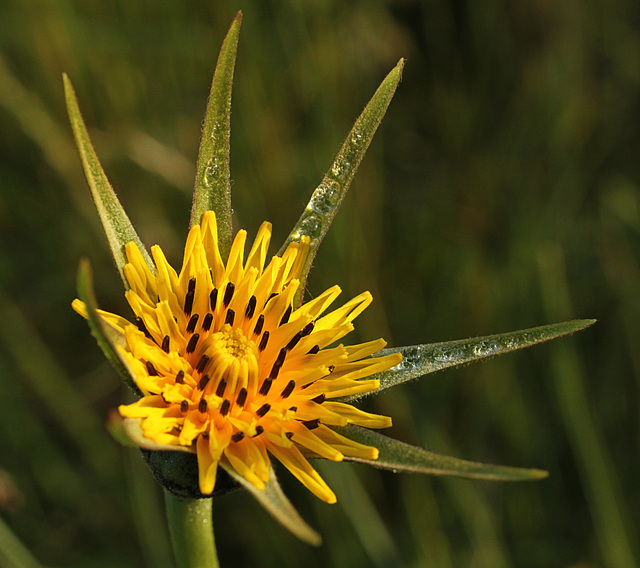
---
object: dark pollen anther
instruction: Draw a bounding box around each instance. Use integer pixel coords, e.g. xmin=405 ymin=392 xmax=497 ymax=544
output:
xmin=186 ymin=333 xmax=200 ymax=353
xmin=161 ymin=335 xmax=170 ymax=353
xmin=280 ymin=380 xmax=295 ymax=398
xmin=198 ymin=399 xmax=208 ymax=413
xmin=187 ymin=313 xmax=199 ymax=333
xmin=253 ymin=425 xmax=264 ymax=437
xmin=286 ymin=331 xmax=304 ymax=351
xmin=259 ymin=378 xmax=272 ymax=396
xmin=180 ymin=400 xmax=189 ymax=413
xmin=236 ymin=388 xmax=247 ymax=407
xmin=215 ymin=379 xmax=227 ymax=397
xmin=223 ymin=282 xmax=235 ymax=307
xmin=202 ymin=313 xmax=213 ymax=331
xmin=311 ymin=393 xmax=326 ymax=404
xmin=245 ymin=295 xmax=257 ymax=319
xmin=220 ymin=399 xmax=231 ymax=416
xmin=196 ymin=354 xmax=210 ymax=374
xmin=146 ymin=361 xmax=158 ymax=376
xmin=307 ymin=344 xmax=320 ymax=355
xmin=279 ymin=305 xmax=292 ymax=326
xmin=136 ymin=318 xmax=152 ymax=339
xmin=258 ymin=330 xmax=270 ymax=352
xmin=253 ymin=314 xmax=265 ymax=336
xmin=198 ymin=374 xmax=210 ymax=390
xmin=302 ymin=322 xmax=315 ymax=337
xmin=231 ymin=432 xmax=245 ymax=443
xmin=256 ymin=403 xmax=271 ymax=417
xmin=210 ymin=288 xmax=218 ymax=311
xmin=225 ymin=309 xmax=235 ymax=326
xmin=285 ymin=432 xmax=294 ymax=440
xmin=175 ymin=370 xmax=185 ymax=384
xmin=183 ymin=291 xmax=195 ymax=315
xmin=188 ymin=277 xmax=196 ymax=293
xmin=302 ymin=419 xmax=320 ymax=430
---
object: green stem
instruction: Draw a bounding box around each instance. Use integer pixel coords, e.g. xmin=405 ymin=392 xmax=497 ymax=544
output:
xmin=164 ymin=491 xmax=219 ymax=568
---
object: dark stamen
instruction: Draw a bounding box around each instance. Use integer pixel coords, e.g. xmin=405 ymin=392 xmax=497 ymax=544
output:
xmin=265 ymin=292 xmax=278 ymax=306
xmin=223 ymin=282 xmax=235 ymax=307
xmin=136 ymin=318 xmax=152 ymax=339
xmin=328 ymin=365 xmax=335 ymax=373
xmin=188 ymin=277 xmax=196 ymax=293
xmin=198 ymin=399 xmax=207 ymax=413
xmin=196 ymin=354 xmax=210 ymax=374
xmin=146 ymin=361 xmax=158 ymax=376
xmin=256 ymin=403 xmax=271 ymax=418
xmin=311 ymin=393 xmax=326 ymax=404
xmin=186 ymin=333 xmax=200 ymax=353
xmin=280 ymin=380 xmax=295 ymax=398
xmin=232 ymin=432 xmax=245 ymax=443
xmin=175 ymin=370 xmax=185 ymax=384
xmin=286 ymin=330 xmax=304 ymax=351
xmin=202 ymin=313 xmax=213 ymax=331
xmin=302 ymin=419 xmax=320 ymax=430
xmin=253 ymin=425 xmax=264 ymax=437
xmin=245 ymin=295 xmax=257 ymax=319
xmin=215 ymin=379 xmax=227 ymax=397
xmin=198 ymin=375 xmax=210 ymax=390
xmin=302 ymin=322 xmax=315 ymax=337
xmin=187 ymin=314 xmax=199 ymax=333
xmin=258 ymin=330 xmax=269 ymax=352
xmin=279 ymin=305 xmax=292 ymax=326
xmin=285 ymin=432 xmax=294 ymax=440
xmin=220 ymin=399 xmax=231 ymax=416
xmin=184 ymin=291 xmax=195 ymax=315
xmin=259 ymin=378 xmax=272 ymax=396
xmin=210 ymin=288 xmax=218 ymax=311
xmin=225 ymin=309 xmax=235 ymax=326
xmin=202 ymin=432 xmax=210 ymax=439
xmin=180 ymin=400 xmax=189 ymax=413
xmin=289 ymin=406 xmax=298 ymax=412
xmin=307 ymin=344 xmax=320 ymax=355
xmin=253 ymin=314 xmax=265 ymax=336
xmin=236 ymin=388 xmax=247 ymax=407
xmin=162 ymin=335 xmax=170 ymax=353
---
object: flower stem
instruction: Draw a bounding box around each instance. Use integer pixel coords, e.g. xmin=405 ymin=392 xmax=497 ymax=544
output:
xmin=164 ymin=491 xmax=219 ymax=568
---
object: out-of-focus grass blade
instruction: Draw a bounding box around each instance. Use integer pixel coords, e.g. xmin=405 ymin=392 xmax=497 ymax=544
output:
xmin=342 ymin=319 xmax=596 ymax=403
xmin=278 ymin=59 xmax=405 ymax=306
xmin=64 ymin=74 xmax=154 ymax=285
xmin=77 ymin=259 xmax=135 ymax=390
xmin=336 ymin=426 xmax=548 ymax=481
xmin=190 ymin=11 xmax=242 ymax=261
xmin=222 ymin=463 xmax=322 ymax=546
xmin=0 ymin=516 xmax=45 ymax=568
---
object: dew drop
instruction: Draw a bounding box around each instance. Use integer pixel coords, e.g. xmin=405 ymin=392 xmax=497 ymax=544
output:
xmin=309 ymin=180 xmax=342 ymax=215
xmin=295 ymin=213 xmax=323 ymax=240
xmin=472 ymin=340 xmax=499 ymax=357
xmin=433 ymin=346 xmax=465 ymax=363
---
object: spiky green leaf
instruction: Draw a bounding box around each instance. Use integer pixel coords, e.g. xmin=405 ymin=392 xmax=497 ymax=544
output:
xmin=279 ymin=59 xmax=405 ymax=306
xmin=64 ymin=74 xmax=154 ymax=285
xmin=76 ymin=259 xmax=135 ymax=388
xmin=342 ymin=319 xmax=596 ymax=403
xmin=221 ymin=463 xmax=322 ymax=546
xmin=190 ymin=11 xmax=242 ymax=261
xmin=336 ymin=426 xmax=548 ymax=481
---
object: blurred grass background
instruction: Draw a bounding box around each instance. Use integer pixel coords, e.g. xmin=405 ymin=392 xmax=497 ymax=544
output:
xmin=0 ymin=1 xmax=639 ymax=567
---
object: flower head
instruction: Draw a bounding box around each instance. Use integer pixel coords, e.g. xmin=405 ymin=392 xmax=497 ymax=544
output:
xmin=74 ymin=211 xmax=400 ymax=502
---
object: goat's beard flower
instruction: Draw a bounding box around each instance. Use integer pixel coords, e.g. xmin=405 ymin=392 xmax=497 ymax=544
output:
xmin=74 ymin=211 xmax=400 ymax=503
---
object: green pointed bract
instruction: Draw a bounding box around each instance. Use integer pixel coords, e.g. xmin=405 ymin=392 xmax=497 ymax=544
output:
xmin=64 ymin=74 xmax=154 ymax=286
xmin=340 ymin=319 xmax=596 ymax=403
xmin=279 ymin=59 xmax=405 ymax=306
xmin=190 ymin=12 xmax=242 ymax=261
xmin=221 ymin=463 xmax=322 ymax=546
xmin=336 ymin=426 xmax=548 ymax=481
xmin=76 ymin=259 xmax=135 ymax=389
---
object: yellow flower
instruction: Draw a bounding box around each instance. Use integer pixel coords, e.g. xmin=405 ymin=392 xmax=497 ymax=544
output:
xmin=74 ymin=211 xmax=401 ymax=503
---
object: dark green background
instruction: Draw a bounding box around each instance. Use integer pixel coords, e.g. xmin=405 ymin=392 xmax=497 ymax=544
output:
xmin=1 ymin=1 xmax=638 ymax=567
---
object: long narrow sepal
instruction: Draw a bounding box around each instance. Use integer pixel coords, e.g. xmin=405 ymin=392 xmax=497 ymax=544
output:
xmin=336 ymin=426 xmax=548 ymax=481
xmin=279 ymin=59 xmax=405 ymax=306
xmin=221 ymin=463 xmax=322 ymax=546
xmin=164 ymin=492 xmax=220 ymax=568
xmin=190 ymin=11 xmax=242 ymax=261
xmin=341 ymin=319 xmax=596 ymax=403
xmin=76 ymin=259 xmax=135 ymax=389
xmin=64 ymin=74 xmax=154 ymax=285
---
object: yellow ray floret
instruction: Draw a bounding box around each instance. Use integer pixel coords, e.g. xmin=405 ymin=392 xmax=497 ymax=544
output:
xmin=76 ymin=211 xmax=402 ymax=502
